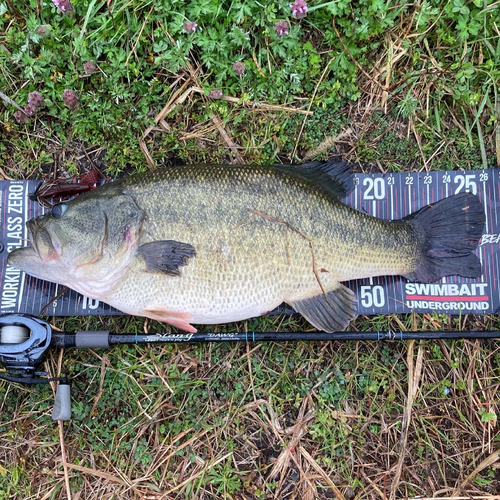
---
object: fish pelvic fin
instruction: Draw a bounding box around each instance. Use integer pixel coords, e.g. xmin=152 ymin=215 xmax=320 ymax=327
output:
xmin=287 ymin=283 xmax=357 ymax=332
xmin=404 ymin=192 xmax=485 ymax=282
xmin=143 ymin=308 xmax=197 ymax=333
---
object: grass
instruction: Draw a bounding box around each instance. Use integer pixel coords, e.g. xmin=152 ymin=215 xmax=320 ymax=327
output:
xmin=1 ymin=0 xmax=500 ymax=498
xmin=2 ymin=317 xmax=500 ymax=498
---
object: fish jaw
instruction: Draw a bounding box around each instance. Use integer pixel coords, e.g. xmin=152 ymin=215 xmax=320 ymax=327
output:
xmin=7 ymin=243 xmax=69 ymax=284
xmin=28 ymin=219 xmax=62 ymax=262
xmin=7 ymin=217 xmax=63 ymax=277
xmin=8 ymin=245 xmax=43 ymax=276
xmin=60 ymin=247 xmax=139 ymax=301
xmin=7 ymin=232 xmax=134 ymax=301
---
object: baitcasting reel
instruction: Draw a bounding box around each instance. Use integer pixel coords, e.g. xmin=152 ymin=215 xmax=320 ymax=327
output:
xmin=0 ymin=314 xmax=53 ymax=382
xmin=0 ymin=314 xmax=71 ymax=420
xmin=0 ymin=313 xmax=110 ymax=421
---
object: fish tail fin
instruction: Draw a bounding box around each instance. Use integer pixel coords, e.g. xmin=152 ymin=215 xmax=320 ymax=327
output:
xmin=404 ymin=192 xmax=485 ymax=282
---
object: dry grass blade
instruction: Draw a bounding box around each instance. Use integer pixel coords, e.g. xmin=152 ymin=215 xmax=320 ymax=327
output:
xmin=151 ymin=428 xmax=209 ymax=474
xmin=248 ymin=208 xmax=329 ymax=301
xmin=209 ymin=113 xmax=244 ymax=164
xmin=291 ymin=57 xmax=334 ymax=160
xmin=0 ymin=90 xmax=24 ymax=111
xmin=0 ymin=166 xmax=13 ymax=179
xmin=47 ymin=349 xmax=73 ymax=500
xmin=299 ymin=446 xmax=345 ymax=500
xmin=182 ymin=63 xmax=245 ymax=164
xmin=187 ymin=85 xmax=313 ymax=115
xmin=63 ymin=462 xmax=128 ymax=485
xmin=303 ymin=127 xmax=354 ymax=161
xmin=124 ymin=4 xmax=154 ymax=66
xmin=139 ymin=70 xmax=313 ymax=168
xmin=163 ymin=452 xmax=233 ymax=494
xmin=140 ymin=78 xmax=194 ymax=169
xmin=390 ymin=340 xmax=424 ymax=499
xmin=151 ymin=78 xmax=193 ymax=127
xmin=359 ymin=468 xmax=389 ymax=500
xmin=89 ymin=354 xmax=110 ymax=417
xmin=410 ymin=116 xmax=429 ymax=171
xmin=139 ymin=138 xmax=157 ymax=170
xmin=332 ymin=19 xmax=388 ymax=92
xmin=58 ymin=421 xmax=72 ymax=500
xmin=267 ymin=395 xmax=315 ymax=492
xmin=452 ymin=449 xmax=500 ymax=496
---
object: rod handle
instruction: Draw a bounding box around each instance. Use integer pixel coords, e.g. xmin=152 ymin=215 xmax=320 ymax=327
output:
xmin=75 ymin=331 xmax=110 ymax=349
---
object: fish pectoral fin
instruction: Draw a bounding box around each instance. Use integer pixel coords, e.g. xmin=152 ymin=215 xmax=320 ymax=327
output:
xmin=137 ymin=240 xmax=196 ymax=276
xmin=143 ymin=308 xmax=197 ymax=333
xmin=287 ymin=283 xmax=357 ymax=332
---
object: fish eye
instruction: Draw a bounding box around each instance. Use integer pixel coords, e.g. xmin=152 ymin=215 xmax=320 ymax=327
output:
xmin=51 ymin=203 xmax=67 ymax=219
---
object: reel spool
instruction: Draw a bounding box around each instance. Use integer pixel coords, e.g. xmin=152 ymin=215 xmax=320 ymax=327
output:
xmin=0 ymin=325 xmax=30 ymax=344
xmin=0 ymin=314 xmax=52 ymax=378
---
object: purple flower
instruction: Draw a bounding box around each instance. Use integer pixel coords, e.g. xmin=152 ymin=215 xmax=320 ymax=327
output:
xmin=274 ymin=21 xmax=290 ymax=36
xmin=51 ymin=0 xmax=74 ymax=12
xmin=24 ymin=92 xmax=44 ymax=115
xmin=182 ymin=21 xmax=198 ymax=33
xmin=83 ymin=60 xmax=96 ymax=75
xmin=62 ymin=89 xmax=79 ymax=110
xmin=14 ymin=110 xmax=30 ymax=124
xmin=232 ymin=61 xmax=246 ymax=76
xmin=290 ymin=0 xmax=307 ymax=19
xmin=208 ymin=89 xmax=223 ymax=99
xmin=14 ymin=92 xmax=44 ymax=123
xmin=28 ymin=92 xmax=44 ymax=108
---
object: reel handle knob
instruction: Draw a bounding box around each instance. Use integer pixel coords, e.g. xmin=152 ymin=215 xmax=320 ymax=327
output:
xmin=52 ymin=383 xmax=71 ymax=421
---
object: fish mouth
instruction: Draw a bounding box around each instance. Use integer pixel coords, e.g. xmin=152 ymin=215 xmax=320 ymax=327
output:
xmin=27 ymin=218 xmax=61 ymax=261
xmin=7 ymin=219 xmax=62 ymax=278
xmin=7 ymin=244 xmax=38 ymax=263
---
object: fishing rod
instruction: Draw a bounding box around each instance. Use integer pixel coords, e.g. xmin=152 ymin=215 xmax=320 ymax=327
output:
xmin=1 ymin=313 xmax=499 ymax=421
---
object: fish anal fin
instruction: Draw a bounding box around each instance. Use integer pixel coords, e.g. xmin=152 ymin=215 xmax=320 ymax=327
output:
xmin=143 ymin=308 xmax=197 ymax=333
xmin=137 ymin=240 xmax=196 ymax=276
xmin=287 ymin=283 xmax=357 ymax=332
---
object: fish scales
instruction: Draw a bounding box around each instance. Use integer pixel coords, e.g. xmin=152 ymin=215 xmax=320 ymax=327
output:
xmin=8 ymin=161 xmax=485 ymax=332
xmin=106 ymin=164 xmax=416 ymax=322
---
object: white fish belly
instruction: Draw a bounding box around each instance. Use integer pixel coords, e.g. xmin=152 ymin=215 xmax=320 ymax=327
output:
xmin=104 ymin=264 xmax=291 ymax=324
xmin=100 ymin=227 xmax=337 ymax=325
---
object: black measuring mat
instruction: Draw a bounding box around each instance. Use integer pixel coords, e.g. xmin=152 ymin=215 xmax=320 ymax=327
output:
xmin=0 ymin=169 xmax=498 ymax=317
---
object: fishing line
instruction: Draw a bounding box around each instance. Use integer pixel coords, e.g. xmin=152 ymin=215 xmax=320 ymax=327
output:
xmin=0 ymin=325 xmax=30 ymax=344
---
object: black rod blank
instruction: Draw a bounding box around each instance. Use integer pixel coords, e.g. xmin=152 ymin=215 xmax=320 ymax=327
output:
xmin=108 ymin=330 xmax=500 ymax=344
xmin=51 ymin=329 xmax=500 ymax=349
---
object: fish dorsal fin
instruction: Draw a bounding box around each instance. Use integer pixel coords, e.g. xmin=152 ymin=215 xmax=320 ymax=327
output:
xmin=277 ymin=159 xmax=354 ymax=199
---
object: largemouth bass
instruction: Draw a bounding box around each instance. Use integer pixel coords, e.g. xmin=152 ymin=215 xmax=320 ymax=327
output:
xmin=8 ymin=161 xmax=485 ymax=332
